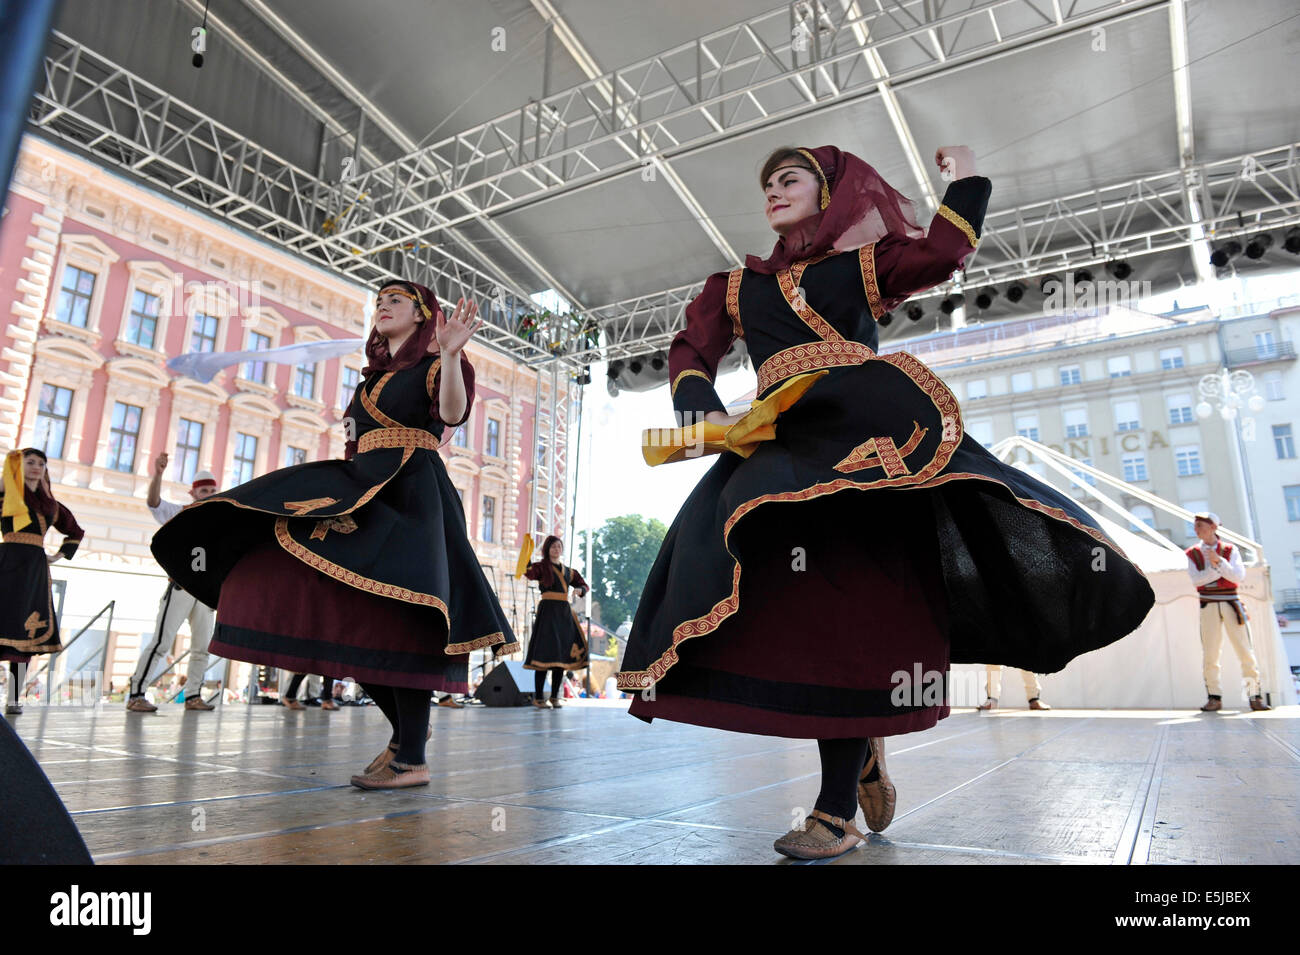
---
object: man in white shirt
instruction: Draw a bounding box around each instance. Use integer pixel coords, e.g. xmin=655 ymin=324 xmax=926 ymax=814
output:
xmin=1186 ymin=511 xmax=1269 ymax=712
xmin=126 ymin=453 xmax=222 ymax=713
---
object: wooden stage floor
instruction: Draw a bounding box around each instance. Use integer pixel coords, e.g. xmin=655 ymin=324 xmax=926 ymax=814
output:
xmin=9 ymin=701 xmax=1298 ymax=865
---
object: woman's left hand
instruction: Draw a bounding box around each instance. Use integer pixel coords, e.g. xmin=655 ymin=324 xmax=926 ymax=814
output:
xmin=432 ymin=298 xmax=483 ymax=355
xmin=47 ymin=553 xmax=60 ymax=564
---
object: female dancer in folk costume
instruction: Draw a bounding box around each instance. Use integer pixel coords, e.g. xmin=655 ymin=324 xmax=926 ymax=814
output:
xmin=1 ymin=448 xmax=85 ymax=714
xmin=152 ymin=282 xmax=517 ymax=789
xmin=618 ymin=145 xmax=1155 ymax=859
xmin=521 ymin=535 xmax=589 ymax=708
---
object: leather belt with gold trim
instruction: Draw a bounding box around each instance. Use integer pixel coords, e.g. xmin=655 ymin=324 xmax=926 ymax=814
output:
xmin=357 ymin=427 xmax=440 ymax=454
xmin=756 ymin=339 xmax=873 ymax=396
xmin=2 ymin=531 xmax=46 ymax=547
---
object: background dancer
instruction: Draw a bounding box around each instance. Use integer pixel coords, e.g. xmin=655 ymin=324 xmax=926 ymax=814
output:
xmin=152 ymin=281 xmax=517 ymax=789
xmin=1 ymin=449 xmax=84 ymax=715
xmin=617 ymin=144 xmax=1156 ymax=860
xmin=126 ymin=454 xmax=222 ymax=713
xmin=521 ymin=535 xmax=590 ymax=708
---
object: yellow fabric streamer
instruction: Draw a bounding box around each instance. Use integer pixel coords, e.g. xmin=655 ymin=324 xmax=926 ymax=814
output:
xmin=514 ymin=532 xmax=535 ymax=579
xmin=641 ymin=370 xmax=829 ymax=467
xmin=2 ymin=449 xmax=32 ymax=532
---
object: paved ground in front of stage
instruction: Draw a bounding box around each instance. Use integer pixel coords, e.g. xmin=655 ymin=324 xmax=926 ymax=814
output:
xmin=9 ymin=701 xmax=1298 ymax=864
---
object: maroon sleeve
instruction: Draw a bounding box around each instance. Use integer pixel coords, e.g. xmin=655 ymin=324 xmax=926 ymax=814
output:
xmin=870 ymin=176 xmax=992 ymax=306
xmin=523 ymin=561 xmax=543 ymax=582
xmin=53 ymin=501 xmax=85 ymax=559
xmin=668 ymin=270 xmax=734 ymax=426
xmin=431 ymin=352 xmax=476 ymax=428
xmin=570 ymin=568 xmax=589 ymax=593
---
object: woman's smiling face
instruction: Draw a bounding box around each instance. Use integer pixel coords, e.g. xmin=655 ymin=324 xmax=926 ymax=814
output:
xmin=763 ymin=163 xmax=820 ymax=235
xmin=374 ymin=287 xmax=421 ymax=339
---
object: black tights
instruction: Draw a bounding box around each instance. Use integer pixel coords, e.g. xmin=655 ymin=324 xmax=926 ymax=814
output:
xmin=285 ymin=673 xmax=335 ymax=701
xmin=533 ymin=668 xmax=563 ymax=700
xmin=361 ymin=682 xmax=429 ymax=765
xmin=812 ymin=738 xmax=873 ymax=823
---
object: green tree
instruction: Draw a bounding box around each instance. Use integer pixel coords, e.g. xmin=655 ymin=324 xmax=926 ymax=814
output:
xmin=575 ymin=514 xmax=667 ymax=632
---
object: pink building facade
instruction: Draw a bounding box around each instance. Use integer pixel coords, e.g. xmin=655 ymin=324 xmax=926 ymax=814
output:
xmin=2 ymin=137 xmax=562 ymax=693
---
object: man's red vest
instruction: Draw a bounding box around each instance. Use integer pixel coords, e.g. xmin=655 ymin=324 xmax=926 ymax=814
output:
xmin=1186 ymin=540 xmax=1238 ymax=597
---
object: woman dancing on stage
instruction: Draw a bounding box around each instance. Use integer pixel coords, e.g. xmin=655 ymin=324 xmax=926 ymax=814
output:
xmin=152 ymin=281 xmax=517 ymax=789
xmin=521 ymin=535 xmax=589 ymax=708
xmin=1 ymin=448 xmax=85 ymax=714
xmin=617 ymin=144 xmax=1156 ymax=859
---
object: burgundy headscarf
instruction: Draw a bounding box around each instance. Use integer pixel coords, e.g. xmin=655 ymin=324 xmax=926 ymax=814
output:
xmin=362 ymin=280 xmax=443 ymax=376
xmin=21 ymin=447 xmax=58 ymax=520
xmin=747 ymin=145 xmax=925 ymax=277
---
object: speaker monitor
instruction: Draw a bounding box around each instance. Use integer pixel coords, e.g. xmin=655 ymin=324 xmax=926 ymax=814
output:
xmin=474 ymin=660 xmax=548 ymax=707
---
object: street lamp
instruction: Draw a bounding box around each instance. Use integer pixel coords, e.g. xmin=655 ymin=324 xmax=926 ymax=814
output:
xmin=1196 ymin=367 xmax=1265 ymax=542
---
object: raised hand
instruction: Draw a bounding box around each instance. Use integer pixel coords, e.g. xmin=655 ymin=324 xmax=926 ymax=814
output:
xmin=154 ymin=451 xmax=169 ymax=476
xmin=935 ymin=145 xmax=976 ymax=180
xmin=431 ymin=298 xmax=483 ymax=355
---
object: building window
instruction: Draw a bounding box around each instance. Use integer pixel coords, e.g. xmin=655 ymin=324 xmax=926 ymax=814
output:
xmin=967 ymin=419 xmax=994 ymax=449
xmin=1159 ymin=347 xmax=1184 ymax=370
xmin=108 ymin=402 xmax=143 ymax=473
xmin=1114 ymin=400 xmax=1141 ymax=432
xmin=284 ymin=446 xmax=307 ymax=467
xmin=1059 ymin=365 xmax=1081 ymax=386
xmin=486 ymin=418 xmax=501 ymax=457
xmin=339 ymin=366 xmax=360 ymax=410
xmin=481 ymin=496 xmax=495 ymax=542
xmin=232 ymin=433 xmax=258 ymax=485
xmin=1174 ymin=444 xmax=1203 ymax=477
xmin=1064 ymin=408 xmax=1089 ymax=438
xmin=1011 ymin=372 xmax=1033 ymax=393
xmin=1274 ymin=424 xmax=1296 ymax=460
xmin=1122 ymin=453 xmax=1148 ymax=482
xmin=1077 ymin=457 xmax=1098 ymax=486
xmin=1286 ymin=486 xmax=1300 ymax=522
xmin=33 ymin=384 xmax=73 ymax=458
xmin=243 ymin=331 xmax=272 ymax=383
xmin=293 ymin=363 xmax=317 ymax=400
xmin=190 ymin=312 xmax=220 ymax=353
xmin=1014 ymin=413 xmax=1039 ymax=442
xmin=125 ymin=289 xmax=161 ymax=349
xmin=173 ymin=418 xmax=204 ymax=483
xmin=452 ymin=422 xmax=468 ymax=448
xmin=1167 ymin=393 xmax=1194 ymax=424
xmin=966 ymin=379 xmax=987 ymax=400
xmin=1129 ymin=504 xmax=1157 ymax=532
xmin=1107 ymin=355 xmax=1132 ymax=378
xmin=1262 ymin=372 xmax=1284 ymax=401
xmin=1255 ymin=330 xmax=1278 ymax=360
xmin=55 ymin=265 xmax=96 ymax=328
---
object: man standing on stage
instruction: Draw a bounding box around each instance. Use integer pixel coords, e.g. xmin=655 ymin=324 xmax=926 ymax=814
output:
xmin=1187 ymin=511 xmax=1270 ymax=712
xmin=126 ymin=453 xmax=222 ymax=712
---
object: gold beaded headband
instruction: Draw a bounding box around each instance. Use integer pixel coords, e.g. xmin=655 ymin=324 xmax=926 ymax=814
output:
xmin=795 ymin=149 xmax=831 ymax=210
xmin=377 ymin=285 xmax=434 ymax=321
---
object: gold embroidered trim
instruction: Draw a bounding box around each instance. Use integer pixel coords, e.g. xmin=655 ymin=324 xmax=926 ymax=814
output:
xmin=726 ymin=268 xmax=744 ymax=339
xmin=445 ymin=631 xmax=510 ymax=654
xmin=23 ymin=611 xmax=47 ymax=641
xmin=283 ymin=497 xmax=339 ymax=515
xmin=858 ymin=245 xmax=885 ymax=320
xmin=2 ymin=532 xmax=46 ymax=546
xmin=796 ymin=149 xmax=831 ymax=210
xmin=424 ymin=357 xmax=442 ymax=401
xmin=671 ymin=368 xmax=712 ymax=396
xmin=274 ymin=517 xmax=450 ymax=622
xmin=756 ymin=340 xmax=872 ymax=395
xmin=937 ymin=205 xmax=978 ymax=248
xmin=779 ymin=258 xmax=844 ymax=343
xmin=360 ymin=372 xmax=404 ymax=429
xmin=539 ymin=591 xmax=573 ymax=601
xmin=616 ymin=351 xmax=962 ymax=691
xmin=3 ymin=558 xmax=58 ymax=650
xmin=523 ymin=661 xmax=588 ymax=671
xmin=833 ymin=422 xmax=927 ymax=475
xmin=358 ymin=427 xmax=440 ymax=454
xmin=310 ymin=515 xmax=359 ymax=541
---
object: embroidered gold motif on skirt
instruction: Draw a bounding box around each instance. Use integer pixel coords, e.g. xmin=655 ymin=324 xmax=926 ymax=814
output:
xmin=833 ymin=422 xmax=928 ymax=476
xmin=23 ymin=611 xmax=47 ymax=640
xmin=309 ymin=514 xmax=359 ymax=540
xmin=283 ymin=497 xmax=339 ymax=515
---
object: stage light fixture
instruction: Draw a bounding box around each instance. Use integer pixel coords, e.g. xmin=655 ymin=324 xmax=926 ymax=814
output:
xmin=629 ymin=360 xmax=643 ymax=375
xmin=975 ymin=287 xmax=998 ymax=310
xmin=1284 ymin=227 xmax=1300 ymax=255
xmin=1073 ymin=268 xmax=1094 ymax=285
xmin=878 ymin=311 xmax=893 ymax=327
xmin=1105 ymin=259 xmax=1133 ymax=280
xmin=1244 ymin=234 xmax=1273 ymax=259
xmin=1039 ymin=274 xmax=1062 ymax=294
xmin=1209 ymin=240 xmax=1242 ymax=267
xmin=939 ymin=295 xmax=962 ymax=315
xmin=906 ymin=304 xmax=924 ymax=322
xmin=1005 ymin=282 xmax=1026 ymax=303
